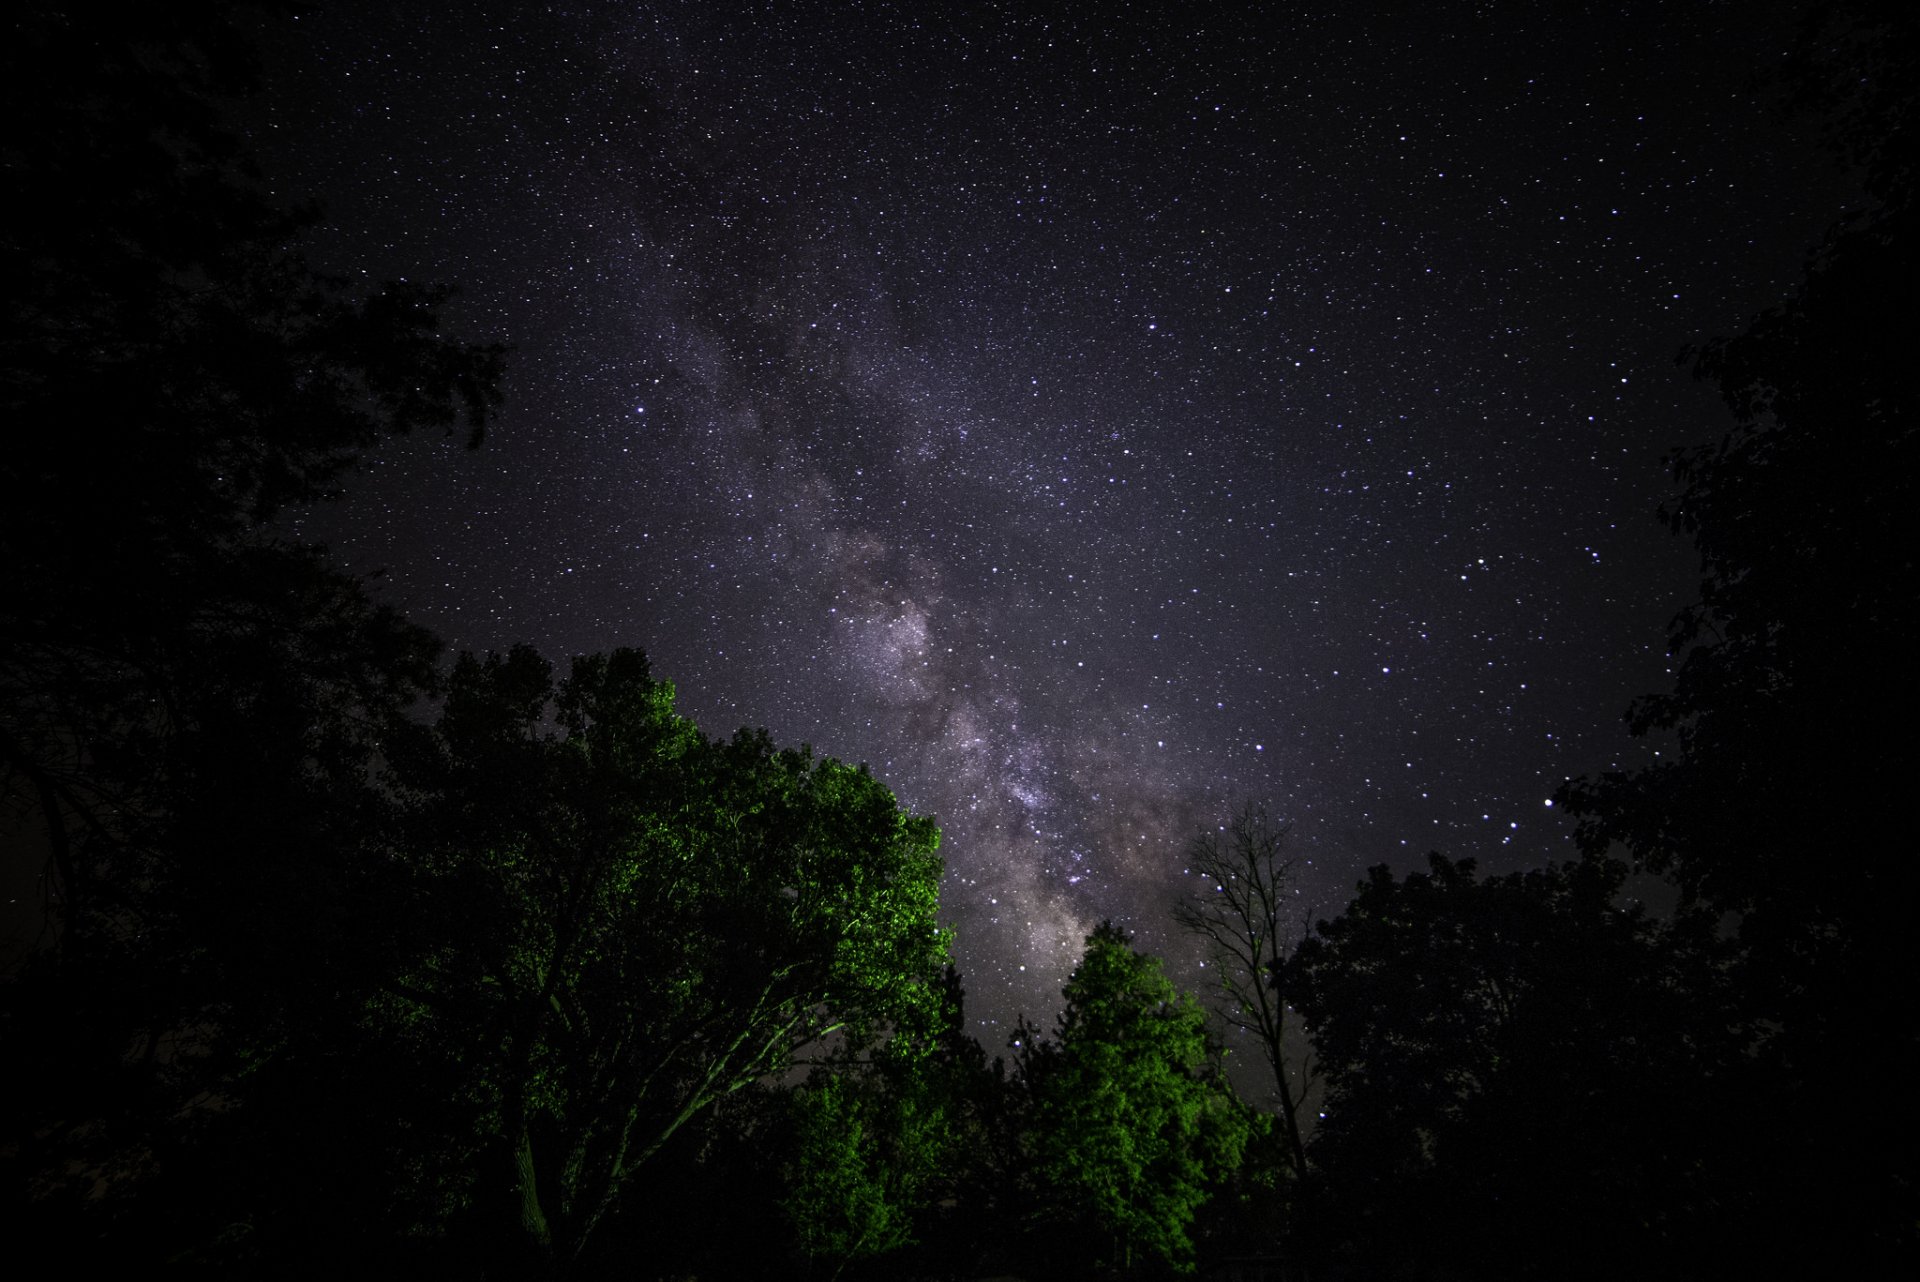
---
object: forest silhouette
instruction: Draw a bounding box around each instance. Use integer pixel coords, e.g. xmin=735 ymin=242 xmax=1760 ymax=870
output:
xmin=3 ymin=5 xmax=1913 ymax=1278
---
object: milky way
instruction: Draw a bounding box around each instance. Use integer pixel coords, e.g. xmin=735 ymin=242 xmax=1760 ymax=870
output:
xmin=262 ymin=1 xmax=1853 ymax=1031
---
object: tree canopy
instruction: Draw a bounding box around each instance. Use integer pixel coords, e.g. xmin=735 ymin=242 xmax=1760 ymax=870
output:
xmin=1 ymin=8 xmax=504 ymax=1258
xmin=1018 ymin=921 xmax=1250 ymax=1277
xmin=380 ymin=645 xmax=949 ymax=1270
xmin=1554 ymin=7 xmax=1918 ymax=1265
xmin=1283 ymin=854 xmax=1745 ymax=1279
xmin=0 ymin=2 xmax=503 ymax=1004
xmin=5 ymin=3 xmax=1913 ymax=1277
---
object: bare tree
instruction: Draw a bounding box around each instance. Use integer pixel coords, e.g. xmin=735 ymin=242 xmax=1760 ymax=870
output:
xmin=1173 ymin=801 xmax=1313 ymax=1176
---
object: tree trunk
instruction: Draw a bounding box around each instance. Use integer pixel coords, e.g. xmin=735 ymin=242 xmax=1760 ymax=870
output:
xmin=514 ymin=1126 xmax=553 ymax=1250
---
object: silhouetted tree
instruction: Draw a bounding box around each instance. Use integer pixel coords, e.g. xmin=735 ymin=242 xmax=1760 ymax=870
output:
xmin=1173 ymin=802 xmax=1313 ymax=1178
xmin=0 ymin=6 xmax=502 ymax=1264
xmin=1556 ymin=4 xmax=1917 ymax=1266
xmin=1283 ymin=854 xmax=1744 ymax=1280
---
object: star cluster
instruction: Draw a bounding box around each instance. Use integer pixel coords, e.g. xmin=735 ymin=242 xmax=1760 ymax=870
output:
xmin=260 ymin=1 xmax=1853 ymax=1029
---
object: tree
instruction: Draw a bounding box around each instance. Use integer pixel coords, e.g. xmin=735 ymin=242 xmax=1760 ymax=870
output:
xmin=1282 ymin=854 xmax=1744 ymax=1280
xmin=380 ymin=646 xmax=950 ymax=1272
xmin=1019 ymin=922 xmax=1250 ymax=1277
xmin=1172 ymin=802 xmax=1313 ymax=1178
xmin=0 ymin=7 xmax=503 ymax=1261
xmin=783 ymin=1069 xmax=931 ymax=1276
xmin=1555 ymin=7 xmax=1917 ymax=1265
xmin=0 ymin=0 xmax=504 ymax=954
xmin=0 ymin=2 xmax=503 ymax=998
xmin=785 ymin=961 xmax=1014 ymax=1279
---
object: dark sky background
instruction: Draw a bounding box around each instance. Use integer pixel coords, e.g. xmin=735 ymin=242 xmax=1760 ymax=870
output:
xmin=247 ymin=1 xmax=1854 ymax=1037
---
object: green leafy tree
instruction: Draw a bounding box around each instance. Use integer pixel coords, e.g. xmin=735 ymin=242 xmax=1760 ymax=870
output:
xmin=1020 ymin=922 xmax=1250 ymax=1277
xmin=783 ymin=1071 xmax=927 ymax=1275
xmin=782 ymin=962 xmax=993 ymax=1277
xmin=381 ymin=646 xmax=949 ymax=1272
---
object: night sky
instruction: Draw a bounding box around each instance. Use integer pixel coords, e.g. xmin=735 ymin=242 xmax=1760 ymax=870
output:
xmin=248 ymin=1 xmax=1855 ymax=1034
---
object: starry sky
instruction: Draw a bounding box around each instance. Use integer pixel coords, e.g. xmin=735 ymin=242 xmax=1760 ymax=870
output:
xmin=250 ymin=1 xmax=1854 ymax=1033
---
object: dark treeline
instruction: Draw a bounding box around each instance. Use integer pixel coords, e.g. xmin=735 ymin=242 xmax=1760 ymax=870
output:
xmin=3 ymin=5 xmax=1913 ymax=1279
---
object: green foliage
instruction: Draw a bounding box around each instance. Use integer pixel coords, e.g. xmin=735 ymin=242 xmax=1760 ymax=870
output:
xmin=1021 ymin=922 xmax=1250 ymax=1276
xmin=783 ymin=1071 xmax=925 ymax=1270
xmin=778 ymin=966 xmax=997 ymax=1275
xmin=381 ymin=645 xmax=950 ymax=1268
